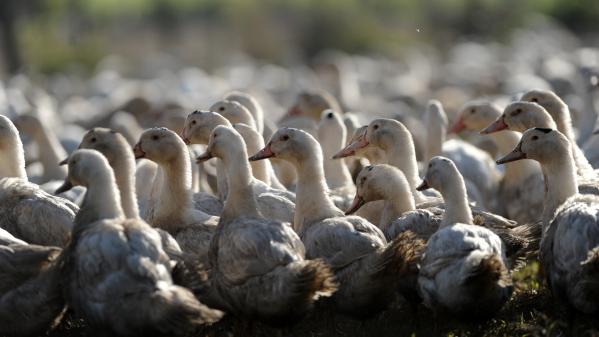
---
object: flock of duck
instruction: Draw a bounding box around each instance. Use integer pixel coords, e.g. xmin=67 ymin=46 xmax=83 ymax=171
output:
xmin=1 ymin=66 xmax=599 ymax=335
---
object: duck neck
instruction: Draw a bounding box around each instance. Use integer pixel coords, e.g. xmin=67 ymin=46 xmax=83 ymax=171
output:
xmin=381 ymin=135 xmax=426 ymax=203
xmin=112 ymin=154 xmax=140 ymax=219
xmin=540 ymin=153 xmax=578 ymax=226
xmin=77 ymin=171 xmax=124 ymax=226
xmin=153 ymin=151 xmax=194 ymax=226
xmin=220 ymin=147 xmax=261 ymax=223
xmin=490 ymin=131 xmax=540 ymax=184
xmin=438 ymin=173 xmax=473 ymax=227
xmin=425 ymin=120 xmax=445 ymax=164
xmin=250 ymin=159 xmax=270 ymax=185
xmin=554 ymin=107 xmax=576 ymax=144
xmin=380 ymin=184 xmax=415 ymax=228
xmin=323 ymin=155 xmax=353 ymax=189
xmin=31 ymin=123 xmax=67 ymax=180
xmin=294 ymin=149 xmax=341 ymax=232
xmin=0 ymin=139 xmax=27 ymax=180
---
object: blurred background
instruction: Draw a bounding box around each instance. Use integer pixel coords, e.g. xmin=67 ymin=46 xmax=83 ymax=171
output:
xmin=2 ymin=0 xmax=598 ymax=75
xmin=0 ymin=0 xmax=598 ymax=132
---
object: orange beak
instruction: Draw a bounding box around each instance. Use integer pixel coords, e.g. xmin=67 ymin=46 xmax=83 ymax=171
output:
xmin=449 ymin=117 xmax=466 ymax=134
xmin=249 ymin=143 xmax=275 ymax=161
xmin=480 ymin=117 xmax=508 ymax=134
xmin=345 ymin=194 xmax=366 ymax=215
xmin=133 ymin=142 xmax=145 ymax=159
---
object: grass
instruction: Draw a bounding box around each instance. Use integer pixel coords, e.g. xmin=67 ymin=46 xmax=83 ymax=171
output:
xmin=46 ymin=262 xmax=599 ymax=337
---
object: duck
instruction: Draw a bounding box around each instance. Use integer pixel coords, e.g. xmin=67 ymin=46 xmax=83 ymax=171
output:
xmin=13 ymin=113 xmax=68 ymax=183
xmin=224 ymin=91 xmax=265 ymax=135
xmin=317 ymin=110 xmax=356 ymax=208
xmin=75 ymin=127 xmax=183 ymax=258
xmin=0 ymin=115 xmax=77 ymax=247
xmin=182 ymin=110 xmax=231 ymax=201
xmin=231 ymin=122 xmax=287 ymax=190
xmin=0 ymin=230 xmax=65 ymax=336
xmin=56 ymin=149 xmax=222 ymax=335
xmin=416 ymin=156 xmax=513 ymax=319
xmin=424 ymin=100 xmax=500 ymax=210
xmin=497 ymin=127 xmax=599 ymax=313
xmin=451 ymin=101 xmax=545 ymax=224
xmin=133 ymin=128 xmax=219 ymax=259
xmin=482 ymin=101 xmax=596 ymax=179
xmin=346 ymin=164 xmax=537 ymax=263
xmin=249 ymin=127 xmax=425 ymax=318
xmin=195 ymin=125 xmax=336 ymax=324
xmin=209 ymin=99 xmax=258 ymax=130
xmin=196 ymin=126 xmax=295 ymax=224
xmin=333 ymin=118 xmax=437 ymax=204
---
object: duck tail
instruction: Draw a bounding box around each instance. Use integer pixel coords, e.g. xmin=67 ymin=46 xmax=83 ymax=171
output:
xmin=333 ymin=231 xmax=426 ymax=318
xmin=456 ymin=252 xmax=512 ymax=319
xmin=142 ymin=285 xmax=223 ymax=334
xmin=236 ymin=259 xmax=337 ymax=326
xmin=570 ymin=247 xmax=599 ymax=313
xmin=463 ymin=252 xmax=511 ymax=291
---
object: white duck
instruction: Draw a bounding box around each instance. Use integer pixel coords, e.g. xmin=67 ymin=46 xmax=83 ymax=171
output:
xmin=133 ymin=128 xmax=219 ymax=259
xmin=209 ymin=99 xmax=258 ymax=130
xmin=334 ymin=118 xmax=437 ymax=204
xmin=482 ymin=101 xmax=596 ymax=179
xmin=425 ymin=100 xmax=500 ymax=210
xmin=75 ymin=128 xmax=183 ymax=258
xmin=347 ymin=164 xmax=537 ymax=262
xmin=182 ymin=110 xmax=231 ymax=200
xmin=224 ymin=90 xmax=265 ymax=135
xmin=196 ymin=126 xmax=295 ymax=224
xmin=416 ymin=156 xmax=513 ymax=319
xmin=497 ymin=128 xmax=599 ymax=313
xmin=13 ymin=113 xmax=67 ymax=183
xmin=451 ymin=101 xmax=545 ymax=224
xmin=0 ymin=232 xmax=65 ymax=336
xmin=56 ymin=149 xmax=222 ymax=334
xmin=249 ymin=127 xmax=425 ymax=318
xmin=0 ymin=115 xmax=77 ymax=247
xmin=196 ymin=126 xmax=336 ymax=323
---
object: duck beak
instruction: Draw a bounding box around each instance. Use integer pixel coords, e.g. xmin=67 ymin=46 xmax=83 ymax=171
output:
xmin=332 ymin=134 xmax=369 ymax=159
xmin=249 ymin=143 xmax=275 ymax=161
xmin=449 ymin=117 xmax=466 ymax=134
xmin=480 ymin=117 xmax=508 ymax=134
xmin=496 ymin=147 xmax=526 ymax=164
xmin=133 ymin=142 xmax=145 ymax=159
xmin=55 ymin=180 xmax=73 ymax=194
xmin=345 ymin=195 xmax=366 ymax=215
xmin=416 ymin=180 xmax=429 ymax=191
xmin=58 ymin=157 xmax=69 ymax=166
xmin=196 ymin=151 xmax=213 ymax=163
xmin=286 ymin=104 xmax=302 ymax=117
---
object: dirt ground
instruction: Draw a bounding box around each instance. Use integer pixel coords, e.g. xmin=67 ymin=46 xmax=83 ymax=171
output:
xmin=48 ymin=262 xmax=599 ymax=337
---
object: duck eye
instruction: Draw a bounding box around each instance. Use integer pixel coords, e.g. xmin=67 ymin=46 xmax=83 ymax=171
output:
xmin=470 ymin=108 xmax=475 ymax=114
xmin=191 ymin=120 xmax=196 ymax=125
xmin=90 ymin=137 xmax=97 ymax=143
xmin=367 ymin=166 xmax=373 ymax=171
xmin=428 ymin=163 xmax=432 ymax=168
xmin=219 ymin=107 xmax=225 ymax=112
xmin=327 ymin=112 xmax=334 ymax=119
xmin=531 ymin=98 xmax=538 ymax=102
xmin=281 ymin=135 xmax=289 ymax=141
xmin=373 ymin=124 xmax=379 ymax=130
xmin=152 ymin=135 xmax=159 ymax=141
xmin=531 ymin=135 xmax=538 ymax=140
xmin=361 ymin=177 xmax=366 ymax=183
xmin=213 ymin=133 xmax=218 ymax=138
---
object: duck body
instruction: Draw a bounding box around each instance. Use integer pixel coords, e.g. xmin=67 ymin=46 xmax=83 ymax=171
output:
xmin=541 ymin=194 xmax=599 ymax=313
xmin=0 ymin=240 xmax=65 ymax=336
xmin=0 ymin=177 xmax=76 ymax=247
xmin=418 ymin=223 xmax=512 ymax=318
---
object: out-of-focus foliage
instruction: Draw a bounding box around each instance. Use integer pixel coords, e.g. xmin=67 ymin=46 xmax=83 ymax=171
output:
xmin=7 ymin=0 xmax=599 ymax=74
